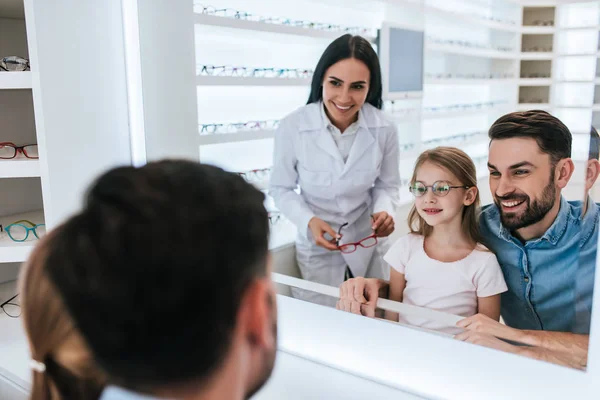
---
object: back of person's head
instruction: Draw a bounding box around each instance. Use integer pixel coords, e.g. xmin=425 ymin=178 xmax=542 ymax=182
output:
xmin=307 ymin=34 xmax=383 ymax=109
xmin=408 ymin=147 xmax=480 ymax=243
xmin=488 ymin=110 xmax=572 ymax=165
xmin=21 ymin=228 xmax=106 ymax=400
xmin=43 ymin=160 xmax=276 ymax=397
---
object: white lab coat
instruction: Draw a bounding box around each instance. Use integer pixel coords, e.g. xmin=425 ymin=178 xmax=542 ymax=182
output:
xmin=269 ymin=101 xmax=400 ymax=305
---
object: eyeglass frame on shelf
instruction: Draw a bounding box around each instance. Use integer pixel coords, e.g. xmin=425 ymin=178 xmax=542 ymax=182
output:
xmin=4 ymin=220 xmax=45 ymax=242
xmin=0 ymin=294 xmax=20 ymax=318
xmin=0 ymin=142 xmax=39 ymax=159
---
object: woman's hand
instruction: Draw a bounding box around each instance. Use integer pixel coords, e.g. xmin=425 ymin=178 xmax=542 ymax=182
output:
xmin=308 ymin=217 xmax=340 ymax=251
xmin=371 ymin=211 xmax=395 ymax=237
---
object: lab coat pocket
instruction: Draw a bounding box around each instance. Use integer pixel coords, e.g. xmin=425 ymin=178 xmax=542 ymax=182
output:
xmin=347 ymin=170 xmax=376 ymax=195
xmin=298 ymin=166 xmax=333 ymax=197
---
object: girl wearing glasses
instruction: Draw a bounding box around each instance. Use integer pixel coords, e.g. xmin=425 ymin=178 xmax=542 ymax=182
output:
xmin=339 ymin=147 xmax=507 ymax=334
xmin=269 ymin=34 xmax=400 ymax=306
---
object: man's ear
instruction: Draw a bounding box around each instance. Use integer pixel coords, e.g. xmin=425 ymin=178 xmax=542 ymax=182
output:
xmin=585 ymin=159 xmax=600 ymax=193
xmin=241 ymin=279 xmax=275 ymax=348
xmin=463 ymin=186 xmax=478 ymax=206
xmin=556 ymin=158 xmax=575 ymax=189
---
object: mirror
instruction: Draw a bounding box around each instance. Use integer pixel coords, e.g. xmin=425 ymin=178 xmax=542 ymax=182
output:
xmin=139 ymin=0 xmax=600 ymax=375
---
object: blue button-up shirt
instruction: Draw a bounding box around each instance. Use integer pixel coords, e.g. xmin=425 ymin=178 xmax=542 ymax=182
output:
xmin=479 ymin=196 xmax=598 ymax=333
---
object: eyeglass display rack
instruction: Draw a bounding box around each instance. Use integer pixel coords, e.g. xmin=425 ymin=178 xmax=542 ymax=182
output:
xmin=0 ymin=0 xmax=46 ymax=266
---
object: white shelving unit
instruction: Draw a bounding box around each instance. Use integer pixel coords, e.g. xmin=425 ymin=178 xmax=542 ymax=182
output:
xmin=0 ymin=1 xmax=46 ymax=271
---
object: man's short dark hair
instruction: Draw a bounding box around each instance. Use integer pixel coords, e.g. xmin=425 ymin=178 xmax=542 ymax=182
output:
xmin=589 ymin=126 xmax=599 ymax=160
xmin=488 ymin=110 xmax=572 ymax=164
xmin=44 ymin=160 xmax=269 ymax=390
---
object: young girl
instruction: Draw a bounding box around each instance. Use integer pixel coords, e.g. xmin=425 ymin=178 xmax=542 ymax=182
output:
xmin=340 ymin=147 xmax=507 ymax=335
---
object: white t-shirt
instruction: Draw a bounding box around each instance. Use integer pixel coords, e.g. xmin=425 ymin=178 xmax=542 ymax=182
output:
xmin=383 ymin=233 xmax=508 ymax=334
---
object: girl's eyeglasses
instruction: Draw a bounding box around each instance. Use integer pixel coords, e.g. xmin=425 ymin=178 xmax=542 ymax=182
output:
xmin=4 ymin=220 xmax=46 ymax=242
xmin=336 ymin=221 xmax=378 ymax=254
xmin=409 ymin=181 xmax=471 ymax=197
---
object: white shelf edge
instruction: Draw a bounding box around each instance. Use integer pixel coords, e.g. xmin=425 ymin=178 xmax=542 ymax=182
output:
xmin=0 ymin=159 xmax=41 ymax=179
xmin=194 ymin=13 xmax=376 ymax=42
xmin=519 ymin=52 xmax=553 ymax=60
xmin=554 ymin=105 xmax=594 ymax=109
xmin=521 ymin=26 xmax=556 ymax=34
xmin=424 ymin=6 xmax=519 ymax=32
xmin=196 ymin=75 xmax=311 ymax=87
xmin=595 ymin=78 xmax=600 ymax=85
xmin=425 ymin=78 xmax=516 ymax=85
xmin=556 ymin=80 xmax=595 ymax=84
xmin=518 ymin=78 xmax=552 ymax=86
xmin=426 ymin=42 xmax=517 ymax=59
xmin=0 ymin=71 xmax=32 ymax=90
xmin=556 ymin=53 xmax=598 ymax=57
xmin=198 ymin=129 xmax=275 ymax=145
xmin=593 ymin=104 xmax=600 ymax=112
xmin=517 ymin=103 xmax=551 ymax=111
xmin=557 ymin=25 xmax=600 ymax=31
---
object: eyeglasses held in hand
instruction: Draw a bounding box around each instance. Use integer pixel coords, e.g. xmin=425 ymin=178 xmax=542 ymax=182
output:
xmin=4 ymin=220 xmax=46 ymax=242
xmin=336 ymin=220 xmax=378 ymax=254
xmin=0 ymin=142 xmax=39 ymax=159
xmin=0 ymin=56 xmax=29 ymax=72
xmin=268 ymin=212 xmax=282 ymax=225
xmin=238 ymin=168 xmax=271 ymax=182
xmin=409 ymin=181 xmax=470 ymax=197
xmin=1 ymin=294 xmax=20 ymax=318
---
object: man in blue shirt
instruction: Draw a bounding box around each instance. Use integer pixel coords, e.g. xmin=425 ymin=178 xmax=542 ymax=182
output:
xmin=455 ymin=112 xmax=599 ymax=369
xmin=339 ymin=112 xmax=599 ymax=370
xmin=42 ymin=161 xmax=278 ymax=400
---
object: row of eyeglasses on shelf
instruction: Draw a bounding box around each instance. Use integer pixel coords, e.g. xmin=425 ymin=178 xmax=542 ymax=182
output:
xmin=195 ymin=3 xmax=375 ymax=36
xmin=199 ymin=65 xmax=313 ymax=79
xmin=425 ymin=72 xmax=515 ymax=80
xmin=199 ymin=101 xmax=506 ymax=135
xmin=384 ymin=100 xmax=507 ymax=115
xmin=523 ymin=46 xmax=553 ymax=53
xmin=427 ymin=36 xmax=514 ymax=53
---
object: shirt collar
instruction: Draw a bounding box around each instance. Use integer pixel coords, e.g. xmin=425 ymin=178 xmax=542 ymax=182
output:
xmin=101 ymin=386 xmax=166 ymax=400
xmin=497 ymin=195 xmax=572 ymax=246
xmin=320 ymin=101 xmax=362 ymax=136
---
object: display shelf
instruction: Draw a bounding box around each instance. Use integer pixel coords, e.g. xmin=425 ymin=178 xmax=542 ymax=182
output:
xmin=521 ymin=26 xmax=556 ymax=34
xmin=518 ymin=78 xmax=552 ymax=86
xmin=269 ymin=219 xmax=297 ymax=251
xmin=0 ymin=72 xmax=31 ymax=90
xmin=0 ymin=210 xmax=44 ymax=264
xmin=519 ymin=52 xmax=553 ymax=60
xmin=0 ymin=280 xmax=29 ymax=391
xmin=198 ymin=129 xmax=275 ymax=145
xmin=595 ymin=78 xmax=600 ymax=84
xmin=556 ymin=52 xmax=599 ymax=57
xmin=593 ymin=104 xmax=600 ymax=112
xmin=558 ymin=25 xmax=600 ymax=31
xmin=424 ymin=6 xmax=519 ymax=32
xmin=0 ymin=158 xmax=40 ymax=179
xmin=194 ymin=13 xmax=376 ymax=42
xmin=196 ymin=75 xmax=311 ymax=87
xmin=425 ymin=78 xmax=516 ymax=85
xmin=516 ymin=103 xmax=551 ymax=111
xmin=426 ymin=42 xmax=517 ymax=59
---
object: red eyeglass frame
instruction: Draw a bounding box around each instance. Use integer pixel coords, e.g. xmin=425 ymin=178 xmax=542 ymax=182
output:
xmin=335 ymin=222 xmax=378 ymax=254
xmin=0 ymin=142 xmax=39 ymax=159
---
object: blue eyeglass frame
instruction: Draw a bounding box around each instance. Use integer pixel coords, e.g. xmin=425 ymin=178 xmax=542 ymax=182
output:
xmin=4 ymin=220 xmax=45 ymax=242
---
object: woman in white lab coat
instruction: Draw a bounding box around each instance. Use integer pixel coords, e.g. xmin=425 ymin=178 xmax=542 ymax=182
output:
xmin=269 ymin=34 xmax=400 ymax=306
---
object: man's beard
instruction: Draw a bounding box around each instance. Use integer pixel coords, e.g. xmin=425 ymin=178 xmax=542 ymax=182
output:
xmin=245 ymin=304 xmax=278 ymax=399
xmin=495 ymin=178 xmax=556 ymax=231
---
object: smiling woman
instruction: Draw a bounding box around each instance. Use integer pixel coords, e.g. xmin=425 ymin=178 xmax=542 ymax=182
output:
xmin=269 ymin=34 xmax=399 ymax=306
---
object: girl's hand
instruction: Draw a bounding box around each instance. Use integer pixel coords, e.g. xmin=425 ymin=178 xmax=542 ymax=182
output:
xmin=372 ymin=211 xmax=395 ymax=237
xmin=308 ymin=217 xmax=339 ymax=251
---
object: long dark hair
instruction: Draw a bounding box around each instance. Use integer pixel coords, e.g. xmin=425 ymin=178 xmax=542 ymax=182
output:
xmin=306 ymin=34 xmax=383 ymax=109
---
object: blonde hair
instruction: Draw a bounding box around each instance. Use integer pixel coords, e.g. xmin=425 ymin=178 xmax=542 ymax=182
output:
xmin=20 ymin=228 xmax=106 ymax=400
xmin=407 ymin=146 xmax=481 ymax=246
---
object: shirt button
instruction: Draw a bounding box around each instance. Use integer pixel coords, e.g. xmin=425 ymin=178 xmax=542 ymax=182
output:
xmin=524 ymin=277 xmax=530 ymax=282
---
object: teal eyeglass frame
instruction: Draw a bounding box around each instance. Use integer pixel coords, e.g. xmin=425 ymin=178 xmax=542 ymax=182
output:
xmin=4 ymin=220 xmax=45 ymax=242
